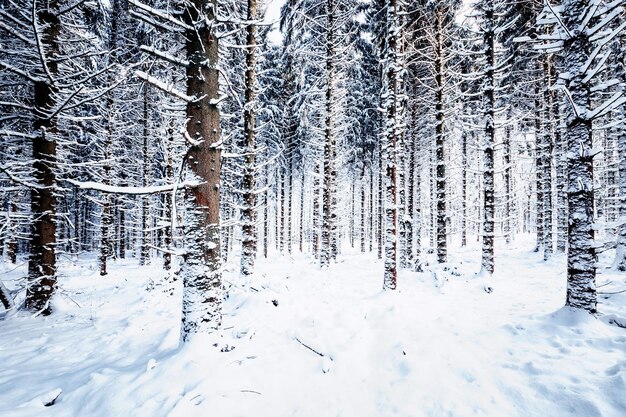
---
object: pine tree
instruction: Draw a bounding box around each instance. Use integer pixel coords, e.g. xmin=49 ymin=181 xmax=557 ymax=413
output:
xmin=537 ymin=0 xmax=625 ymax=312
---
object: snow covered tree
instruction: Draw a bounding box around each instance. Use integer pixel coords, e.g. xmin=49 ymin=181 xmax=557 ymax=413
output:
xmin=130 ymin=0 xmax=225 ymax=339
xmin=0 ymin=0 xmax=109 ymax=313
xmin=537 ymin=0 xmax=625 ymax=312
xmin=381 ymin=0 xmax=407 ymax=289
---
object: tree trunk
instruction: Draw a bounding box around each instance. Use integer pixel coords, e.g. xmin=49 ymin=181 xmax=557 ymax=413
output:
xmin=614 ymin=104 xmax=626 ymax=270
xmin=312 ymin=160 xmax=321 ymax=258
xmin=435 ymin=11 xmax=447 ymax=264
xmin=534 ymin=87 xmax=544 ymax=253
xmin=163 ymin=118 xmax=175 ymax=271
xmin=555 ymin=97 xmax=568 ymax=253
xmin=480 ymin=5 xmax=495 ymax=275
xmin=180 ymin=0 xmax=223 ymax=340
xmin=543 ymin=56 xmax=554 ymax=260
xmin=562 ymin=0 xmax=596 ymax=313
xmin=320 ymin=0 xmax=337 ymax=267
xmin=360 ymin=165 xmax=366 ymax=253
xmin=383 ymin=0 xmax=401 ymax=290
xmin=26 ymin=6 xmax=60 ymax=315
xmin=7 ymin=198 xmax=18 ymax=264
xmin=369 ymin=165 xmax=375 ymax=253
xmin=240 ymin=0 xmax=258 ymax=276
xmin=461 ymin=131 xmax=468 ymax=247
xmin=299 ymin=169 xmax=305 ymax=253
xmin=140 ymin=86 xmax=150 ymax=266
xmin=503 ymin=115 xmax=512 ymax=244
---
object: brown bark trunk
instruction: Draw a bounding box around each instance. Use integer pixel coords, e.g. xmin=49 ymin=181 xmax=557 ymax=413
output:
xmin=26 ymin=7 xmax=60 ymax=314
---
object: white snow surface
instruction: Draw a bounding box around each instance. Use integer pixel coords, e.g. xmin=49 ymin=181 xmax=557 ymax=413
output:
xmin=1 ymin=235 xmax=625 ymax=417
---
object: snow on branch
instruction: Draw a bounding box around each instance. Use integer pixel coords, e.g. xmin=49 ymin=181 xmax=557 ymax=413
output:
xmin=135 ymin=71 xmax=199 ymax=103
xmin=139 ymin=46 xmax=189 ymax=67
xmin=65 ymin=179 xmax=203 ymax=195
xmin=128 ymin=0 xmax=193 ymax=31
xmin=0 ymin=61 xmax=43 ymax=83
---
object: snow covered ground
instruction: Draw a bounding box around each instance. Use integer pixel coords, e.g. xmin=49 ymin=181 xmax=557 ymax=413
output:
xmin=1 ymin=235 xmax=625 ymax=417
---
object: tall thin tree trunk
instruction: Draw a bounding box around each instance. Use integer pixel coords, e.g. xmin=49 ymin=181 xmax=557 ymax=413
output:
xmin=543 ymin=56 xmax=554 ymax=260
xmin=461 ymin=131 xmax=468 ymax=247
xmin=480 ymin=5 xmax=496 ymax=275
xmin=369 ymin=165 xmax=375 ymax=253
xmin=321 ymin=0 xmax=337 ymax=267
xmin=405 ymin=119 xmax=415 ymax=265
xmin=313 ymin=160 xmax=321 ymax=258
xmin=360 ymin=165 xmax=366 ymax=252
xmin=614 ymin=103 xmax=626 ymax=270
xmin=435 ymin=11 xmax=447 ymax=263
xmin=299 ymin=169 xmax=305 ymax=253
xmin=163 ymin=119 xmax=175 ymax=271
xmin=7 ymin=198 xmax=18 ymax=264
xmin=534 ymin=87 xmax=545 ymax=253
xmin=140 ymin=86 xmax=150 ymax=266
xmin=377 ymin=142 xmax=383 ymax=259
xmin=263 ymin=157 xmax=269 ymax=259
xmin=503 ymin=115 xmax=512 ymax=245
xmin=240 ymin=0 xmax=258 ymax=276
xmin=555 ymin=97 xmax=568 ymax=253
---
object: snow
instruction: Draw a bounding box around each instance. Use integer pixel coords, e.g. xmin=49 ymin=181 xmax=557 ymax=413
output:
xmin=1 ymin=235 xmax=625 ymax=417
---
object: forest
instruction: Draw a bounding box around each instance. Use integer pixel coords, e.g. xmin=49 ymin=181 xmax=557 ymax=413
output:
xmin=1 ymin=0 xmax=625 ymax=416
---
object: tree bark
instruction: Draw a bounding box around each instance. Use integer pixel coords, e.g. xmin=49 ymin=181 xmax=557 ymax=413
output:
xmin=240 ymin=0 xmax=258 ymax=276
xmin=480 ymin=4 xmax=495 ymax=275
xmin=26 ymin=5 xmax=60 ymax=314
xmin=180 ymin=0 xmax=223 ymax=340
xmin=562 ymin=0 xmax=597 ymax=313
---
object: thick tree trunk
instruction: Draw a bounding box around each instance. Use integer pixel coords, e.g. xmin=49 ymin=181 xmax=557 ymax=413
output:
xmin=562 ymin=0 xmax=596 ymax=313
xmin=180 ymin=0 xmax=223 ymax=340
xmin=383 ymin=0 xmax=401 ymax=290
xmin=26 ymin=6 xmax=60 ymax=314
